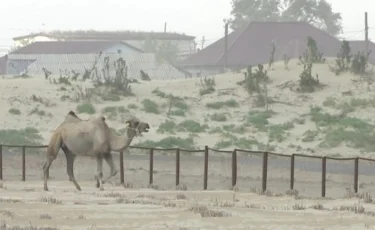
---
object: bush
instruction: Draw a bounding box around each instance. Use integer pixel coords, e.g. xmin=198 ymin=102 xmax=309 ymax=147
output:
xmin=135 ymin=136 xmax=196 ymax=149
xmin=199 ymin=76 xmax=216 ymax=96
xmin=142 ymin=99 xmax=159 ymax=114
xmin=0 ymin=127 xmax=43 ymax=145
xmin=8 ymin=108 xmax=21 ymax=115
xmin=299 ymin=63 xmax=320 ymax=92
xmin=210 ymin=113 xmax=227 ymax=122
xmin=298 ymin=36 xmax=325 ymax=64
xmin=77 ymin=103 xmax=96 ymax=114
xmin=177 ymin=120 xmax=208 ymax=133
xmin=206 ymin=99 xmax=239 ymax=109
xmin=127 ymin=103 xmax=138 ymax=109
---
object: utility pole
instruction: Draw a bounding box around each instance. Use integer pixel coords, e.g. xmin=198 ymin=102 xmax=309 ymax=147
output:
xmin=365 ymin=12 xmax=369 ymax=58
xmin=164 ymin=22 xmax=167 ymax=33
xmin=224 ymin=22 xmax=229 ymax=70
xmin=201 ymin=36 xmax=205 ymax=50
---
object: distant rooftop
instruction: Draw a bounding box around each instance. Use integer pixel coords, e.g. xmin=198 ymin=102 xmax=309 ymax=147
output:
xmin=10 ymin=41 xmax=144 ymax=54
xmin=12 ymin=30 xmax=196 ymax=41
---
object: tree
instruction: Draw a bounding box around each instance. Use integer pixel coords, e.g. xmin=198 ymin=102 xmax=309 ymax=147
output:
xmin=228 ymin=0 xmax=342 ymax=36
xmin=143 ymin=36 xmax=180 ymax=64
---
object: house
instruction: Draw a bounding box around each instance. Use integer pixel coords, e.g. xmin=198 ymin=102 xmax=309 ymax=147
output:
xmin=179 ymin=21 xmax=349 ymax=76
xmin=1 ymin=40 xmax=191 ymax=80
xmin=12 ymin=30 xmax=196 ymax=59
xmin=347 ymin=40 xmax=375 ymax=64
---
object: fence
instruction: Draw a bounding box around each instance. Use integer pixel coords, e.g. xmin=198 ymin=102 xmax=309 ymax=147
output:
xmin=0 ymin=144 xmax=375 ymax=198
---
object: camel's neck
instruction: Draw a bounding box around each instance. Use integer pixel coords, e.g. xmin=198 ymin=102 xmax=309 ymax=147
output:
xmin=109 ymin=130 xmax=135 ymax=152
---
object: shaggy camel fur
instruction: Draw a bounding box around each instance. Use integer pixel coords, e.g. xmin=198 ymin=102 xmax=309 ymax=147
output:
xmin=43 ymin=111 xmax=150 ymax=191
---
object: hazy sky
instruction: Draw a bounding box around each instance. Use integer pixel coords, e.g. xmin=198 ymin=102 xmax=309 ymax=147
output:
xmin=0 ymin=0 xmax=373 ymax=53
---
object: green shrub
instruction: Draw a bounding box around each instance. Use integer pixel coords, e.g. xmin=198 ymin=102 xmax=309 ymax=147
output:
xmin=177 ymin=120 xmax=208 ymax=133
xmin=135 ymin=136 xmax=196 ymax=149
xmin=170 ymin=110 xmax=185 ymax=117
xmin=206 ymin=99 xmax=239 ymax=109
xmin=8 ymin=108 xmax=21 ymax=115
xmin=77 ymin=103 xmax=96 ymax=114
xmin=246 ymin=110 xmax=276 ymax=130
xmin=0 ymin=127 xmax=43 ymax=145
xmin=142 ymin=99 xmax=159 ymax=114
xmin=127 ymin=103 xmax=138 ymax=109
xmin=210 ymin=113 xmax=227 ymax=122
xmin=157 ymin=120 xmax=176 ymax=134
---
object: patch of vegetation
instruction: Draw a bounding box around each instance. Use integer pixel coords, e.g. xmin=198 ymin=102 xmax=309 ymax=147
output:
xmin=241 ymin=64 xmax=270 ymax=107
xmin=157 ymin=120 xmax=208 ymax=134
xmin=152 ymin=88 xmax=182 ymax=100
xmin=8 ymin=108 xmax=21 ymax=115
xmin=169 ymin=109 xmax=185 ymax=117
xmin=322 ymin=97 xmax=336 ymax=107
xmin=76 ymin=103 xmax=96 ymax=114
xmin=310 ymin=106 xmax=375 ymax=152
xmin=142 ymin=99 xmax=160 ymax=114
xmin=0 ymin=127 xmax=43 ymax=145
xmin=127 ymin=103 xmax=138 ymax=109
xmin=245 ymin=110 xmax=276 ymax=131
xmin=135 ymin=136 xmax=196 ymax=149
xmin=157 ymin=120 xmax=177 ymax=134
xmin=222 ymin=124 xmax=246 ymax=134
xmin=302 ymin=130 xmax=319 ymax=142
xmin=102 ymin=106 xmax=128 ymax=120
xmin=206 ymin=99 xmax=239 ymax=110
xmin=268 ymin=122 xmax=294 ymax=142
xmin=210 ymin=113 xmax=227 ymax=122
xmin=299 ymin=63 xmax=320 ymax=92
xmin=176 ymin=120 xmax=209 ymax=133
xmin=199 ymin=76 xmax=216 ymax=96
xmin=214 ymin=135 xmax=275 ymax=151
xmin=29 ymin=107 xmax=52 ymax=117
xmin=330 ymin=39 xmax=370 ymax=77
xmin=298 ymin=36 xmax=325 ymax=64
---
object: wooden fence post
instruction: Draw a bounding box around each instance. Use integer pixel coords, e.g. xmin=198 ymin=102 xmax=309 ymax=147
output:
xmin=321 ymin=157 xmax=327 ymax=197
xmin=232 ymin=149 xmax=237 ymax=187
xmin=22 ymin=146 xmax=26 ymax=181
xmin=120 ymin=150 xmax=124 ymax=184
xmin=290 ymin=154 xmax=295 ymax=190
xmin=203 ymin=145 xmax=208 ymax=190
xmin=149 ymin=148 xmax=154 ymax=185
xmin=262 ymin=152 xmax=268 ymax=192
xmin=354 ymin=157 xmax=359 ymax=193
xmin=0 ymin=145 xmax=2 ymax=180
xmin=176 ymin=148 xmax=180 ymax=187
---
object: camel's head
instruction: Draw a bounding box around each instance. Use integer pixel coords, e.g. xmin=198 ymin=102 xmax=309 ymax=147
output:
xmin=126 ymin=117 xmax=150 ymax=136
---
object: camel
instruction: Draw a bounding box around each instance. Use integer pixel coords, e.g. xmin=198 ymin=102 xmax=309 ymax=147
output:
xmin=43 ymin=111 xmax=150 ymax=191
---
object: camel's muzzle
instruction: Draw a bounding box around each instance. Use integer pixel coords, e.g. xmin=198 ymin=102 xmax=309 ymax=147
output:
xmin=143 ymin=123 xmax=150 ymax=132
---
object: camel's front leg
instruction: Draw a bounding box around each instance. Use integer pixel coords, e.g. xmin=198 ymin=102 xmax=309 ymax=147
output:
xmin=102 ymin=153 xmax=118 ymax=184
xmin=95 ymin=156 xmax=104 ymax=191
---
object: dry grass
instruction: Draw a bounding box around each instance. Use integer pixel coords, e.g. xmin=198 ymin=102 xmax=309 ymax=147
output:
xmin=188 ymin=204 xmax=232 ymax=217
xmin=40 ymin=196 xmax=62 ymax=205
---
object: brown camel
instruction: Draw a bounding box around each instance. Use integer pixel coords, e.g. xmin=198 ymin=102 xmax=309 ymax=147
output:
xmin=43 ymin=111 xmax=150 ymax=191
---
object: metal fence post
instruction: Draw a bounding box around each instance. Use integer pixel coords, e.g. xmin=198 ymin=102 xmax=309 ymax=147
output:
xmin=321 ymin=157 xmax=327 ymax=197
xmin=290 ymin=154 xmax=295 ymax=190
xmin=149 ymin=148 xmax=154 ymax=185
xmin=22 ymin=146 xmax=26 ymax=181
xmin=176 ymin=148 xmax=180 ymax=187
xmin=354 ymin=157 xmax=359 ymax=193
xmin=203 ymin=146 xmax=208 ymax=190
xmin=262 ymin=152 xmax=268 ymax=192
xmin=120 ymin=150 xmax=124 ymax=184
xmin=232 ymin=149 xmax=237 ymax=187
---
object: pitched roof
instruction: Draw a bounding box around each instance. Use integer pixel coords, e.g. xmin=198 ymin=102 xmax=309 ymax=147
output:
xmin=6 ymin=53 xmax=190 ymax=80
xmin=10 ymin=41 xmax=143 ymax=54
xmin=13 ymin=30 xmax=195 ymax=41
xmin=180 ymin=21 xmax=342 ymax=67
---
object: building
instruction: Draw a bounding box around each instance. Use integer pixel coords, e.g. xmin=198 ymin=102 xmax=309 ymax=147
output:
xmin=1 ymin=40 xmax=191 ymax=80
xmin=12 ymin=30 xmax=196 ymax=59
xmin=179 ymin=21 xmax=374 ymax=76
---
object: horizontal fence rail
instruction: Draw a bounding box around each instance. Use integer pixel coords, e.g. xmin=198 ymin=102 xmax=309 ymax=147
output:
xmin=0 ymin=144 xmax=375 ymax=197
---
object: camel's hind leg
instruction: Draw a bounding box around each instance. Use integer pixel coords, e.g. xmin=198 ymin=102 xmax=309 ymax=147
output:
xmin=102 ymin=153 xmax=118 ymax=185
xmin=95 ymin=156 xmax=104 ymax=191
xmin=62 ymin=146 xmax=81 ymax=191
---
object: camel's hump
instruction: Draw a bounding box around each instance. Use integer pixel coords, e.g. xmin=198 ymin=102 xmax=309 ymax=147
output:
xmin=68 ymin=111 xmax=78 ymax=118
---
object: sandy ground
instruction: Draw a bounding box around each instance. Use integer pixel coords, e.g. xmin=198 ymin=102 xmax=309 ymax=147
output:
xmin=2 ymin=59 xmax=375 ymax=158
xmin=1 ymin=180 xmax=375 ymax=230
